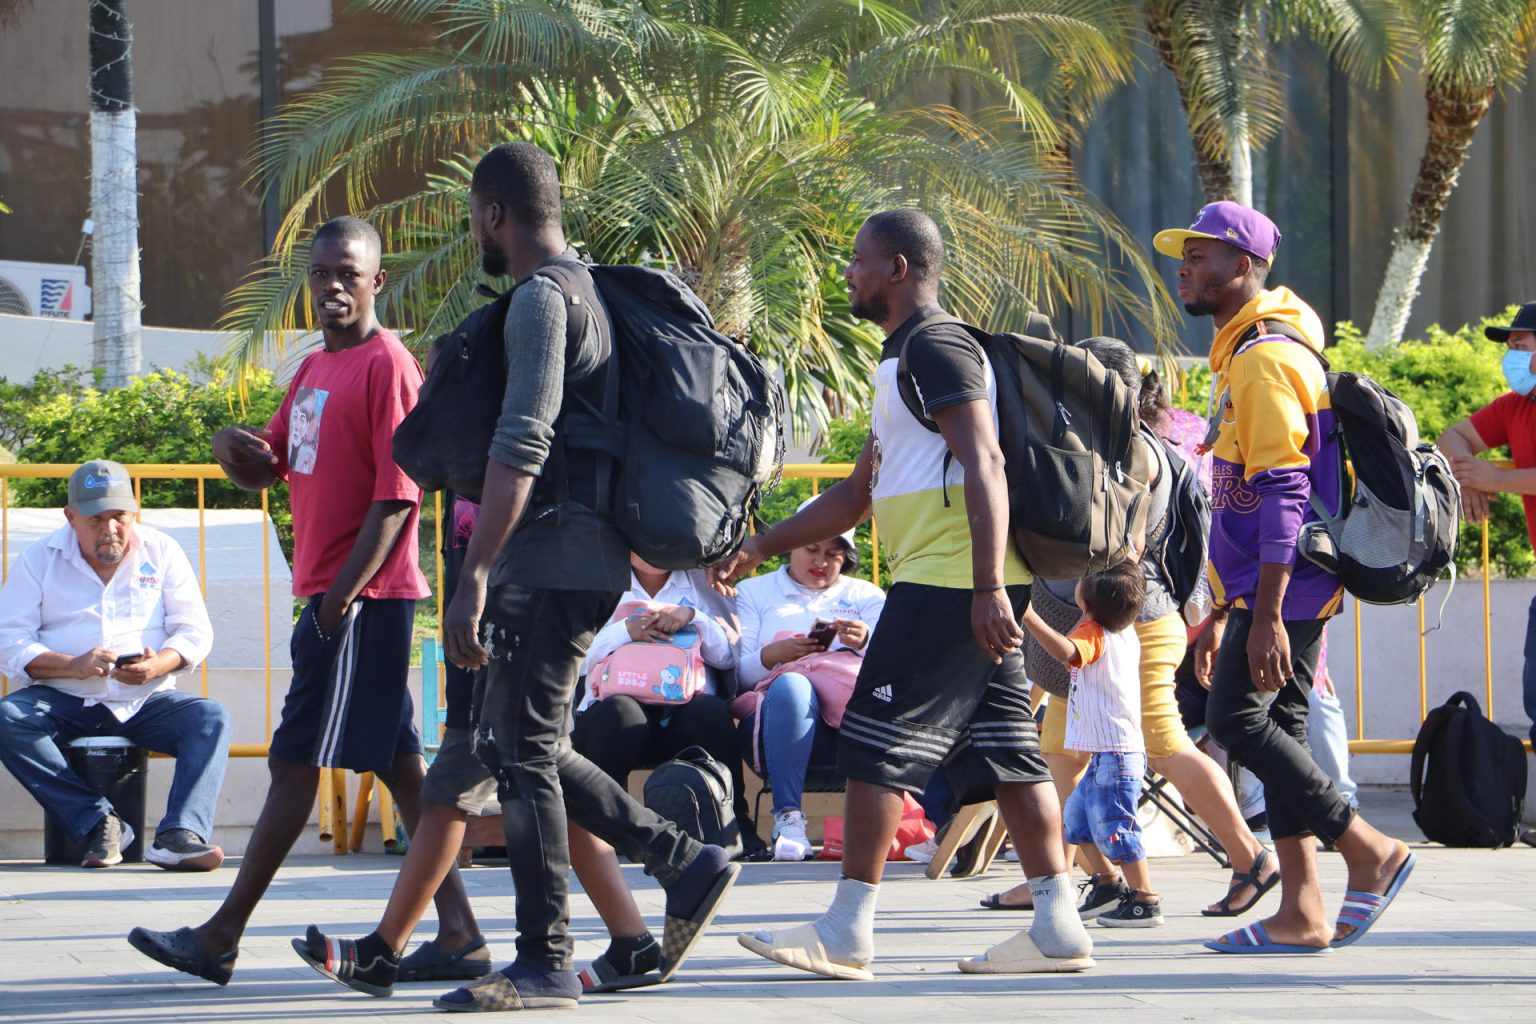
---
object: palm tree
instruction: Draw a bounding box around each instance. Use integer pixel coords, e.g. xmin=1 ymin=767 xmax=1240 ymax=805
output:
xmin=1141 ymin=0 xmax=1274 ymax=204
xmin=88 ymin=0 xmax=142 ymax=388
xmin=223 ymin=0 xmax=1179 ymax=431
xmin=1364 ymin=0 xmax=1536 ymax=349
xmin=1143 ymin=0 xmax=1410 ymax=206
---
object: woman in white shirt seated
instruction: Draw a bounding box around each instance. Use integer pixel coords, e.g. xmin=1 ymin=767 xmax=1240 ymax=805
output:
xmin=733 ymin=505 xmax=885 ymax=861
xmin=571 ymin=552 xmax=746 ymax=829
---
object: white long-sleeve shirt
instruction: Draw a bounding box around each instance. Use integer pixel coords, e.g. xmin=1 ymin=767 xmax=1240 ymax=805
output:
xmin=577 ymin=569 xmax=738 ymax=712
xmin=734 ymin=566 xmax=887 ymax=689
xmin=0 ymin=523 xmax=214 ymax=722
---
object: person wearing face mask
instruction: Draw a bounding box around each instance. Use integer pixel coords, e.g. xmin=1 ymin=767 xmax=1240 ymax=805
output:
xmin=1438 ymin=301 xmax=1536 ymax=752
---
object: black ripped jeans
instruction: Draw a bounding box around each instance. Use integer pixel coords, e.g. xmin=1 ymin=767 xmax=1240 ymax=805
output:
xmin=473 ymin=584 xmax=700 ymax=970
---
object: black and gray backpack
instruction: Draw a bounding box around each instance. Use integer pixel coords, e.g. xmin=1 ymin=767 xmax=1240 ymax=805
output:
xmin=1243 ymin=322 xmax=1460 ymax=606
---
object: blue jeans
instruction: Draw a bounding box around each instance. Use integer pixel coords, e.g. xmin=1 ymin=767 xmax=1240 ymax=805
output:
xmin=738 ymin=672 xmax=838 ymax=813
xmin=1063 ymin=750 xmax=1146 ymax=864
xmin=1524 ymin=595 xmax=1536 ymax=748
xmin=1307 ymin=685 xmax=1359 ymax=809
xmin=0 ymin=686 xmax=231 ymax=842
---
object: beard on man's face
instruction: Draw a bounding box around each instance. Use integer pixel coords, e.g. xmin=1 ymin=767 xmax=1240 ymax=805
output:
xmin=850 ymin=292 xmax=889 ymax=325
xmin=94 ymin=539 xmax=125 ymax=565
xmin=480 ymin=240 xmax=509 ymax=278
xmin=1184 ymin=296 xmax=1220 ymax=318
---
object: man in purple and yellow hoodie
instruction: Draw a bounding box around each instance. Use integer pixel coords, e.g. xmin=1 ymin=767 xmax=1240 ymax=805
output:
xmin=1155 ymin=202 xmax=1414 ymax=955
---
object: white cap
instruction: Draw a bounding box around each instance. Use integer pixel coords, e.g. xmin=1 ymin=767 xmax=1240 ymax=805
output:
xmin=796 ymin=496 xmax=856 ymax=552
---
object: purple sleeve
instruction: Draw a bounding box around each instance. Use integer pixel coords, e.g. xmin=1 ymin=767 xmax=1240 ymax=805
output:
xmin=1252 ymin=466 xmax=1309 ymax=565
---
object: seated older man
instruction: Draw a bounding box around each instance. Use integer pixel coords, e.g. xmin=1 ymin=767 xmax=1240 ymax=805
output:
xmin=0 ymin=460 xmax=225 ymax=870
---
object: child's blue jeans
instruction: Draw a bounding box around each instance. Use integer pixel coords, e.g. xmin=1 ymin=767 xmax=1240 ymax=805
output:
xmin=1063 ymin=750 xmax=1146 ymax=864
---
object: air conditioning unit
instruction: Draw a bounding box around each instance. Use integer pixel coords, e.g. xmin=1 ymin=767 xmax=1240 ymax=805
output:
xmin=0 ymin=260 xmax=92 ymax=320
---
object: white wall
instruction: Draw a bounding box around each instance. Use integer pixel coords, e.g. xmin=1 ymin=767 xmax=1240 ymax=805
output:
xmin=0 ymin=312 xmax=317 ymax=382
xmin=1326 ymin=582 xmax=1534 ymax=789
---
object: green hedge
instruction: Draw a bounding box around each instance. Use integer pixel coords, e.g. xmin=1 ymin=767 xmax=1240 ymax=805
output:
xmin=0 ymin=364 xmax=292 ymax=549
xmin=1172 ymin=307 xmax=1529 ymax=577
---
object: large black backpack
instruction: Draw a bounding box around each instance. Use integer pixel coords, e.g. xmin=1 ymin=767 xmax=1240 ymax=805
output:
xmin=1410 ymin=692 xmax=1527 ymax=848
xmin=1242 ymin=322 xmax=1461 ymax=605
xmin=1144 ymin=426 xmax=1212 ymax=624
xmin=643 ymin=746 xmax=741 ymax=858
xmin=394 ymin=258 xmax=785 ymax=570
xmin=896 ymin=312 xmax=1152 ymax=579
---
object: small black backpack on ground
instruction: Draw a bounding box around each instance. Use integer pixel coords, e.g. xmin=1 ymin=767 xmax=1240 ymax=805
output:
xmin=643 ymin=746 xmax=741 ymax=857
xmin=393 ymin=257 xmax=785 ymax=569
xmin=1240 ymin=322 xmax=1461 ymax=605
xmin=896 ymin=312 xmax=1152 ymax=579
xmin=1410 ymin=691 xmax=1527 ymax=848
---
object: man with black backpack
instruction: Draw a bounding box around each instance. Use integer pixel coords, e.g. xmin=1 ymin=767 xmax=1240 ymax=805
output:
xmin=716 ymin=209 xmax=1094 ymax=978
xmin=300 ymin=144 xmax=740 ymax=1013
xmin=1161 ymin=201 xmax=1415 ymax=954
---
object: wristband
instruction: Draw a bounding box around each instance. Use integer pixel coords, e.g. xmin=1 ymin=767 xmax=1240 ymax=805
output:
xmin=973 ymin=584 xmax=1005 ymax=592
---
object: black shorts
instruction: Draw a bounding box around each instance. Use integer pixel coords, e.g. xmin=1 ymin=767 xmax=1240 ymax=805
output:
xmin=838 ymin=582 xmax=1049 ymax=798
xmin=269 ymin=595 xmax=422 ymax=774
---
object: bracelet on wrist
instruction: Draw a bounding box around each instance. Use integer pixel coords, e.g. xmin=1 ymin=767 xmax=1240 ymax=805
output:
xmin=973 ymin=584 xmax=1005 ymax=592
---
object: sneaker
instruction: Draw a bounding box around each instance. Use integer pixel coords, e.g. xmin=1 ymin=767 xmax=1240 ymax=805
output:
xmin=903 ymin=837 xmax=939 ymax=864
xmin=1097 ymin=891 xmax=1164 ymax=928
xmin=1075 ymin=873 xmax=1131 ymax=919
xmin=772 ymin=809 xmax=812 ymax=862
xmin=82 ymin=812 xmax=134 ymax=868
xmin=145 ymin=828 xmax=225 ymax=872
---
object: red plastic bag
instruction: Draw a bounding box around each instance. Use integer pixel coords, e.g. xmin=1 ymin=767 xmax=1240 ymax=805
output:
xmin=818 ymin=793 xmax=936 ymax=861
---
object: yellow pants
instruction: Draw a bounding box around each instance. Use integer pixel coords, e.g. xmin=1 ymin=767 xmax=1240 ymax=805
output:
xmin=1040 ymin=612 xmax=1193 ymax=760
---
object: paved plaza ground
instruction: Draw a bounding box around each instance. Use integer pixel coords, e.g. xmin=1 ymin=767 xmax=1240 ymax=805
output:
xmin=1 ymin=787 xmax=1532 ymax=1023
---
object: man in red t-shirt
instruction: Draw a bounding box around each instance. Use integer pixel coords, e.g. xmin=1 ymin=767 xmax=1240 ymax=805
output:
xmin=1438 ymin=301 xmax=1536 ymax=748
xmin=128 ymin=216 xmax=474 ymax=984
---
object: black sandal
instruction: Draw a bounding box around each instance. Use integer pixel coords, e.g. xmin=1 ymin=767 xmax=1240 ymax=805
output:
xmin=978 ymin=892 xmax=1034 ymax=911
xmin=1201 ymin=847 xmax=1281 ymax=918
xmin=127 ymin=926 xmax=238 ymax=985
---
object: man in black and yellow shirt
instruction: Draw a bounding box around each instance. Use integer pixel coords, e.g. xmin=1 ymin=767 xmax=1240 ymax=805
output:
xmin=715 ymin=210 xmax=1093 ymax=978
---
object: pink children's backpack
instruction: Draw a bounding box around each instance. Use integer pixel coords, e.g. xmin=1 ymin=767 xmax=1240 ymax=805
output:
xmin=587 ymin=600 xmax=709 ymax=705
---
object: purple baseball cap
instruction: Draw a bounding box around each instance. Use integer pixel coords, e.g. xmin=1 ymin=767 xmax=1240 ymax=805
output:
xmin=1154 ymin=201 xmax=1281 ymax=263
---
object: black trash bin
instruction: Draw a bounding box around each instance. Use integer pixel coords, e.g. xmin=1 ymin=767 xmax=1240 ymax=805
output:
xmin=42 ymin=736 xmax=148 ymax=864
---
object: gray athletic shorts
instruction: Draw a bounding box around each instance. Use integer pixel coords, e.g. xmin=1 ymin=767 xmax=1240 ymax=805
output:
xmin=420 ymin=726 xmax=498 ymax=814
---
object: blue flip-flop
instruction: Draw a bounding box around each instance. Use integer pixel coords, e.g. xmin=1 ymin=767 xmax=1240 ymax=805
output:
xmin=1204 ymin=920 xmax=1333 ymax=955
xmin=1332 ymin=849 xmax=1417 ymax=948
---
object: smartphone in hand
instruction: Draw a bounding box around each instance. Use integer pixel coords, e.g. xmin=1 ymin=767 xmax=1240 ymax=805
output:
xmin=114 ymin=653 xmax=145 ymax=669
xmin=807 ymin=619 xmax=836 ymax=650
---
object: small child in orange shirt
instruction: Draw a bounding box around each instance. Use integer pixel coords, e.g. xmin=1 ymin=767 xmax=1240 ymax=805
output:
xmin=1022 ymin=563 xmax=1161 ymax=927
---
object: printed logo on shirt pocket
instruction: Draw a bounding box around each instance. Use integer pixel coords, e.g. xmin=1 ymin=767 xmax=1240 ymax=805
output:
xmin=133 ymin=559 xmax=160 ymax=589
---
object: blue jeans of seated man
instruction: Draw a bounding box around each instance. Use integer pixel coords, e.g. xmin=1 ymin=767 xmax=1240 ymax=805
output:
xmin=0 ymin=686 xmax=231 ymax=841
xmin=1062 ymin=750 xmax=1147 ymax=864
xmin=1524 ymin=595 xmax=1536 ymax=748
xmin=738 ymin=672 xmax=839 ymax=813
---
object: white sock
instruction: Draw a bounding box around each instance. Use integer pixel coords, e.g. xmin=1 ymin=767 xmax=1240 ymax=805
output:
xmin=813 ymin=876 xmax=880 ymax=965
xmin=1028 ymin=873 xmax=1093 ymax=958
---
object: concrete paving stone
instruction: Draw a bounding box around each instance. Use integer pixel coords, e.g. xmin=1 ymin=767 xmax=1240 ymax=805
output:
xmin=3 ymin=787 xmax=1534 ymax=1023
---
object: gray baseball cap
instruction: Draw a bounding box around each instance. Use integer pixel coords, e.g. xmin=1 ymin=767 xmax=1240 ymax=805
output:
xmin=67 ymin=460 xmax=139 ymax=515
